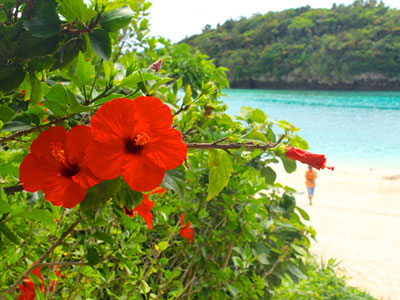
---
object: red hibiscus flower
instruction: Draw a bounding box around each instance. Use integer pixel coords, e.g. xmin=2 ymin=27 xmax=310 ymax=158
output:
xmin=87 ymin=97 xmax=187 ymax=191
xmin=123 ymin=194 xmax=155 ymax=230
xmin=179 ymin=214 xmax=196 ymax=242
xmin=17 ymin=267 xmax=44 ymax=300
xmin=19 ymin=126 xmax=101 ymax=208
xmin=285 ymin=146 xmax=334 ymax=170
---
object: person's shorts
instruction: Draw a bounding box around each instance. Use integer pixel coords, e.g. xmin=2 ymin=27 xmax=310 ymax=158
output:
xmin=307 ymin=187 xmax=315 ymax=196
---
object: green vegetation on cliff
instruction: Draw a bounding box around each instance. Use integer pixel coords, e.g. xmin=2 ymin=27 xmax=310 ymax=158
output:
xmin=184 ymin=0 xmax=400 ymax=89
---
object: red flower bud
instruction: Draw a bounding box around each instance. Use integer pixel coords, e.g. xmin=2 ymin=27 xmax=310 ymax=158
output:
xmin=285 ymin=146 xmax=334 ymax=170
xmin=148 ymin=59 xmax=162 ymax=72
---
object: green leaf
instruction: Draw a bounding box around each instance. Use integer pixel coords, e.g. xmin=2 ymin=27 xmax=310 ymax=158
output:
xmin=161 ymin=166 xmax=186 ymax=200
xmin=260 ymin=166 xmax=276 ymax=184
xmin=57 ymin=0 xmax=96 ymax=22
xmin=92 ymin=93 xmax=125 ymax=106
xmin=11 ymin=208 xmax=56 ymax=230
xmin=207 ymin=149 xmax=233 ymax=201
xmin=281 ymin=156 xmax=297 ymax=173
xmin=29 ymin=73 xmax=43 ymax=106
xmin=23 ymin=0 xmax=60 ymax=38
xmin=0 ymin=224 xmax=20 ymax=245
xmin=0 ymin=200 xmax=11 ymax=215
xmin=45 ymin=84 xmax=93 ymax=114
xmin=198 ymin=208 xmax=209 ymax=219
xmin=158 ymin=241 xmax=168 ymax=251
xmin=87 ymin=244 xmax=100 ymax=266
xmin=278 ymin=120 xmax=297 ymax=132
xmin=287 ymin=264 xmax=307 ymax=279
xmin=172 ymin=78 xmax=182 ymax=94
xmin=183 ymin=84 xmax=191 ymax=106
xmin=0 ymin=61 xmax=25 ymax=93
xmin=2 ymin=113 xmax=32 ymax=131
xmin=52 ymin=38 xmax=84 ymax=70
xmin=76 ymin=53 xmax=95 ymax=85
xmin=93 ymin=231 xmax=115 ymax=245
xmin=0 ymin=105 xmax=15 ymax=123
xmin=296 ymin=206 xmax=310 ymax=221
xmin=243 ymin=129 xmax=269 ymax=143
xmin=46 ymin=84 xmax=69 ymax=104
xmin=100 ymin=5 xmax=134 ymax=32
xmin=42 ymin=100 xmax=67 ymax=116
xmin=291 ymin=244 xmax=308 ymax=256
xmin=89 ymin=29 xmax=111 ymax=61
xmin=80 ymin=179 xmax=121 ymax=212
xmin=290 ymin=135 xmax=309 ymax=150
xmin=16 ymin=33 xmax=60 ymax=60
xmin=117 ymin=181 xmax=143 ymax=209
xmin=250 ymin=108 xmax=266 ymax=123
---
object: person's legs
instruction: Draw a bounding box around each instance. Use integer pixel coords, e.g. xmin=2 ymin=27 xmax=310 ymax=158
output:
xmin=307 ymin=187 xmax=315 ymax=205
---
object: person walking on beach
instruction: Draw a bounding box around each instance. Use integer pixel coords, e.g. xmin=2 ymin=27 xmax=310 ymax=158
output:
xmin=305 ymin=165 xmax=317 ymax=205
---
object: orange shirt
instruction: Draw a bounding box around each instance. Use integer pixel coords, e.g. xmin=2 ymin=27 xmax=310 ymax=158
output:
xmin=305 ymin=169 xmax=317 ymax=187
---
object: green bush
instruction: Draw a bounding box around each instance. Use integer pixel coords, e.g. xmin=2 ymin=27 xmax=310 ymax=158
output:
xmin=274 ymin=258 xmax=376 ymax=300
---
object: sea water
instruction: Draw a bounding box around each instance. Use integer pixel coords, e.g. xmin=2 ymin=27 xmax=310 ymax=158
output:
xmin=223 ymin=89 xmax=400 ymax=169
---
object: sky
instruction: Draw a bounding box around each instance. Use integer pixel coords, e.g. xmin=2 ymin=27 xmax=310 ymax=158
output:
xmin=148 ymin=0 xmax=400 ymax=42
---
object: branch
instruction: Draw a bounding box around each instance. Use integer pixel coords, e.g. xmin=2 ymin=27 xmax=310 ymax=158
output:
xmin=222 ymin=240 xmax=234 ymax=269
xmin=1 ymin=216 xmax=84 ymax=298
xmin=173 ymin=104 xmax=190 ymax=117
xmin=0 ymin=116 xmax=71 ymax=144
xmin=186 ymin=134 xmax=286 ymax=151
xmin=2 ymin=184 xmax=23 ymax=195
xmin=37 ymin=261 xmax=88 ymax=267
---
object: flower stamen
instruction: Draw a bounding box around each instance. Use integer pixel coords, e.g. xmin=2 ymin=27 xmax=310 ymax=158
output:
xmin=126 ymin=131 xmax=150 ymax=154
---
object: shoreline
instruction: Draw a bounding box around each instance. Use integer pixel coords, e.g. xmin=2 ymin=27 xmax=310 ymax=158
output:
xmin=275 ymin=163 xmax=400 ymax=300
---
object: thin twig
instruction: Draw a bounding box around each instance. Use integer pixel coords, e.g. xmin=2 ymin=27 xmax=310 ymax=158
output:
xmin=173 ymin=104 xmax=190 ymax=117
xmin=138 ymin=70 xmax=151 ymax=96
xmin=1 ymin=216 xmax=84 ymax=298
xmin=186 ymin=134 xmax=287 ymax=151
xmin=212 ymin=136 xmax=229 ymax=145
xmin=0 ymin=116 xmax=71 ymax=144
xmin=37 ymin=261 xmax=88 ymax=267
xmin=222 ymin=240 xmax=234 ymax=269
xmin=89 ymin=60 xmax=103 ymax=100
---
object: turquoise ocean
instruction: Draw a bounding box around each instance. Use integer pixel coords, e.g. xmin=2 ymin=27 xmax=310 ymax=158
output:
xmin=223 ymin=89 xmax=400 ymax=169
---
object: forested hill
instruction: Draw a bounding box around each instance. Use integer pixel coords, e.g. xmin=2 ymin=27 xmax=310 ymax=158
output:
xmin=183 ymin=1 xmax=400 ymax=90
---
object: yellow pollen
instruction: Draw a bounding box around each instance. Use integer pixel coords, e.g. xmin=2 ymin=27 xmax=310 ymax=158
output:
xmin=50 ymin=142 xmax=66 ymax=163
xmin=134 ymin=132 xmax=150 ymax=146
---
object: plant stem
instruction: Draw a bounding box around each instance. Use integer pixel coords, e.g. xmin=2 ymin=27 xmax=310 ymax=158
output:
xmin=186 ymin=134 xmax=286 ymax=151
xmin=0 ymin=115 xmax=71 ymax=144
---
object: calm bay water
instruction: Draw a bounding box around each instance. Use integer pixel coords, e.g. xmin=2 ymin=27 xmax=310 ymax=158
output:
xmin=223 ymin=89 xmax=400 ymax=169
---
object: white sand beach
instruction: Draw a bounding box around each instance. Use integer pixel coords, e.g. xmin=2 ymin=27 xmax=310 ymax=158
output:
xmin=277 ymin=163 xmax=400 ymax=300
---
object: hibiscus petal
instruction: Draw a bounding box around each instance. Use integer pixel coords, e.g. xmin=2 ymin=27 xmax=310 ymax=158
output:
xmin=65 ymin=125 xmax=91 ymax=166
xmin=29 ymin=126 xmax=67 ymax=170
xmin=90 ymin=98 xmax=137 ymax=141
xmin=19 ymin=154 xmax=58 ymax=192
xmin=122 ymin=156 xmax=165 ymax=191
xmin=134 ymin=195 xmax=154 ymax=230
xmin=132 ymin=96 xmax=173 ymax=134
xmin=87 ymin=139 xmax=126 ymax=180
xmin=41 ymin=176 xmax=87 ymax=208
xmin=145 ymin=128 xmax=187 ymax=170
xmin=72 ymin=164 xmax=100 ymax=189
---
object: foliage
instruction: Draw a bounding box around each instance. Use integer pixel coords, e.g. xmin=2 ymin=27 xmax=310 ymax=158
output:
xmin=0 ymin=0 xmax=317 ymax=299
xmin=183 ymin=0 xmax=400 ymax=89
xmin=274 ymin=258 xmax=377 ymax=300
